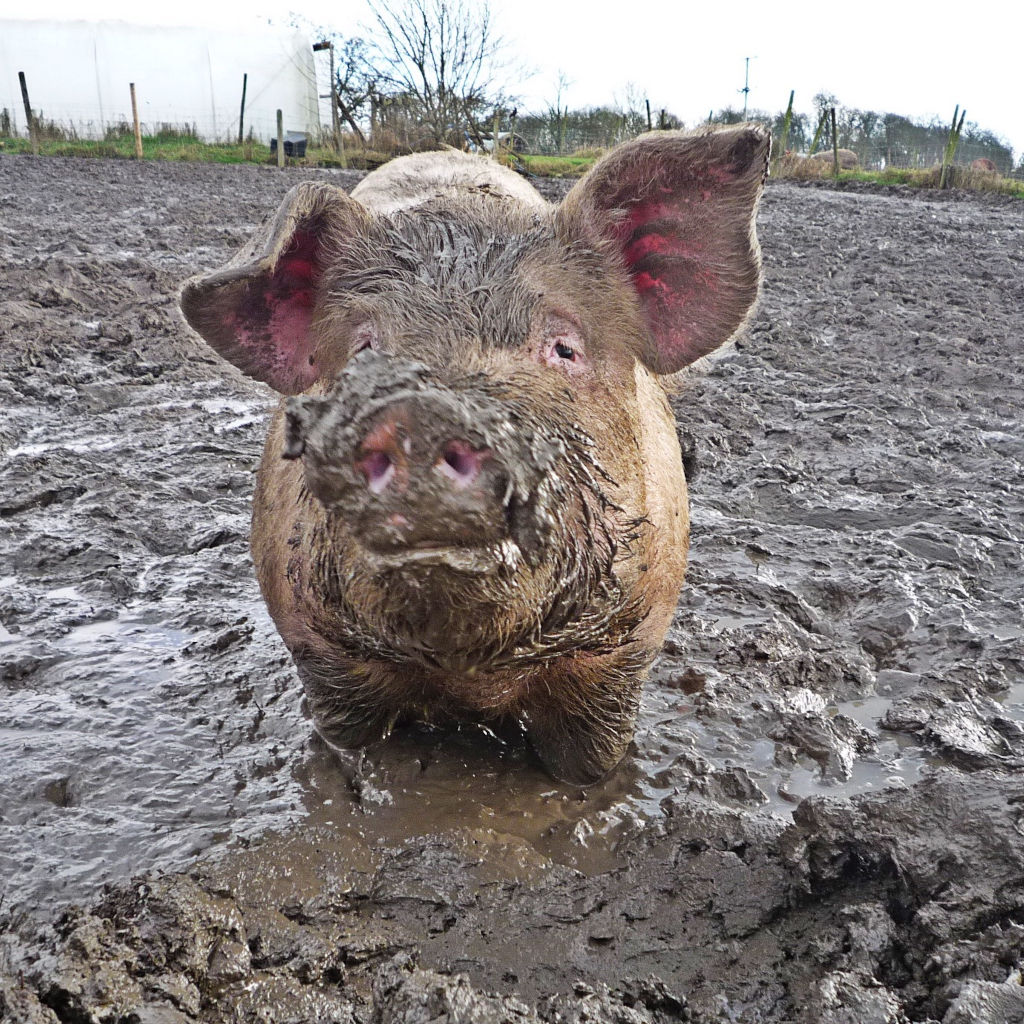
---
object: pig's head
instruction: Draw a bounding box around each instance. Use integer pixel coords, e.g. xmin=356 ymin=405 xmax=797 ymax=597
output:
xmin=180 ymin=127 xmax=768 ymax=776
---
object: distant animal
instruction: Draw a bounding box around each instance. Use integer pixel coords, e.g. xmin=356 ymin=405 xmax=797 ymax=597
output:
xmin=970 ymin=158 xmax=997 ymax=173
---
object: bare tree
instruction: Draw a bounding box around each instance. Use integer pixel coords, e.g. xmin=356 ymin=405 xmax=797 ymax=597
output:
xmin=332 ymin=37 xmax=375 ymax=146
xmin=546 ymin=71 xmax=571 ymax=154
xmin=365 ymin=0 xmax=509 ymax=146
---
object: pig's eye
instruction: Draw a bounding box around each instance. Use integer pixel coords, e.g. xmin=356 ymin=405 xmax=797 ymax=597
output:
xmin=543 ymin=336 xmax=583 ymax=369
xmin=351 ymin=323 xmax=378 ymax=356
xmin=538 ymin=317 xmax=587 ymax=374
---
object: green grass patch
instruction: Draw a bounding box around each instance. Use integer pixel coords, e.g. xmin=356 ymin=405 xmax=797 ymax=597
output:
xmin=0 ymin=132 xmax=388 ymax=167
xmin=2 ymin=132 xmax=1021 ymax=198
xmin=517 ymin=153 xmax=598 ymax=177
xmin=777 ymin=160 xmax=1024 ymax=198
xmin=841 ymin=166 xmax=1024 ymax=197
xmin=873 ymin=166 xmax=1024 ymax=196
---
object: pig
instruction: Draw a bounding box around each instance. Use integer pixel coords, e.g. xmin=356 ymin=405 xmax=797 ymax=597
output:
xmin=180 ymin=126 xmax=769 ymax=784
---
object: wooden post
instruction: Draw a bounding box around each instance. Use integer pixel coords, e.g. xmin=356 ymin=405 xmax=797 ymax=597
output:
xmin=940 ymin=105 xmax=966 ymax=189
xmin=953 ymin=107 xmax=966 ymax=175
xmin=939 ymin=105 xmax=957 ymax=188
xmin=276 ymin=109 xmax=284 ymax=167
xmin=238 ymin=73 xmax=247 ymax=145
xmin=645 ymin=98 xmax=652 ymax=132
xmin=831 ymin=107 xmax=840 ymax=177
xmin=808 ymin=108 xmax=827 ymax=155
xmin=772 ymin=90 xmax=794 ymax=175
xmin=491 ymin=110 xmax=500 ymax=160
xmin=18 ymin=71 xmax=38 ymax=155
xmin=129 ymin=83 xmax=143 ymax=158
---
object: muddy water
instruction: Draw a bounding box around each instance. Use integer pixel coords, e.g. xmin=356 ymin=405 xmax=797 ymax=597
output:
xmin=1 ymin=157 xmax=1023 ymax=1023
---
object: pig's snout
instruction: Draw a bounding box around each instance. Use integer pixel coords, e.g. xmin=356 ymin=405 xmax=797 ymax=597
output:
xmin=284 ymin=353 xmax=572 ymax=572
xmin=355 ymin=411 xmax=492 ymax=495
xmin=348 ymin=396 xmax=507 ymax=558
xmin=286 ymin=378 xmax=557 ymax=569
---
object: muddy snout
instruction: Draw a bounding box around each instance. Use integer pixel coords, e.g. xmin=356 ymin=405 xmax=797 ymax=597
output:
xmin=283 ymin=353 xmax=565 ymax=569
xmin=352 ymin=396 xmax=494 ymax=499
xmin=305 ymin=389 xmax=510 ymax=555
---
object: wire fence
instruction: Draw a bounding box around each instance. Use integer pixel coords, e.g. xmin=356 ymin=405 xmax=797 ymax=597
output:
xmin=3 ymin=104 xmax=1020 ymax=180
xmin=509 ymin=115 xmax=1020 ymax=177
xmin=0 ymin=101 xmax=314 ymax=149
xmin=513 ymin=126 xmax=1015 ymax=167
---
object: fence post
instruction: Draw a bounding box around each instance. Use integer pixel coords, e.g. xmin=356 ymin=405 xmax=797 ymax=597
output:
xmin=940 ymin=105 xmax=966 ymax=189
xmin=808 ymin=109 xmax=827 ymax=156
xmin=276 ymin=109 xmax=284 ymax=168
xmin=939 ymin=105 xmax=957 ymax=189
xmin=830 ymin=107 xmax=840 ymax=177
xmin=238 ymin=73 xmax=247 ymax=145
xmin=18 ymin=71 xmax=38 ymax=155
xmin=772 ymin=90 xmax=794 ymax=175
xmin=130 ymin=83 xmax=143 ymax=158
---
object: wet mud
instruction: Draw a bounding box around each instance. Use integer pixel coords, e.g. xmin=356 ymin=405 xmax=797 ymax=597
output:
xmin=1 ymin=156 xmax=1023 ymax=1023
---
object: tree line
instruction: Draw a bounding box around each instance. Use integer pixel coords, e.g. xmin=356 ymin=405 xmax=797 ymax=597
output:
xmin=312 ymin=0 xmax=1017 ymax=173
xmin=729 ymin=93 xmax=1015 ymax=173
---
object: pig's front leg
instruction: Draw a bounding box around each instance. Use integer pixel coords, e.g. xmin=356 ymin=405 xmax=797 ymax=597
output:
xmin=521 ymin=648 xmax=648 ymax=785
xmin=295 ymin=656 xmax=399 ymax=751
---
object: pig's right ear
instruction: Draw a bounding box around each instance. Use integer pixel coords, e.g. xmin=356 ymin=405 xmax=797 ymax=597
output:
xmin=180 ymin=182 xmax=370 ymax=394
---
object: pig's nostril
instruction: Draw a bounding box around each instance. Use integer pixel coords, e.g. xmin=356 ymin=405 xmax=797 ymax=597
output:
xmin=358 ymin=450 xmax=395 ymax=493
xmin=444 ymin=446 xmax=473 ymax=476
xmin=437 ymin=441 xmax=486 ymax=487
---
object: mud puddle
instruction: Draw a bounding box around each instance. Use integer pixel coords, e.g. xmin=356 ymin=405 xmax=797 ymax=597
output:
xmin=2 ymin=156 xmax=1023 ymax=1023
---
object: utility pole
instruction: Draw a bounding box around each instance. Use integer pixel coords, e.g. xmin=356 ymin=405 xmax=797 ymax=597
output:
xmin=741 ymin=56 xmax=753 ymax=117
xmin=313 ymin=40 xmax=342 ymax=157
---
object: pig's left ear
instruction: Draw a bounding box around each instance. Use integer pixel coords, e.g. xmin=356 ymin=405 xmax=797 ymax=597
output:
xmin=180 ymin=182 xmax=370 ymax=394
xmin=556 ymin=126 xmax=769 ymax=375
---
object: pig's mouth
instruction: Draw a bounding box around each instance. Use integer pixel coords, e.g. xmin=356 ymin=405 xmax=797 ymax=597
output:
xmin=358 ymin=536 xmax=524 ymax=576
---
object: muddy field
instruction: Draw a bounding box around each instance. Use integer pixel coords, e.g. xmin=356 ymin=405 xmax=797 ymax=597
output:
xmin=1 ymin=154 xmax=1022 ymax=1023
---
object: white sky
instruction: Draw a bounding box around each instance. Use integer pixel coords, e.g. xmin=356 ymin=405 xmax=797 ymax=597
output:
xmin=9 ymin=0 xmax=1022 ymax=161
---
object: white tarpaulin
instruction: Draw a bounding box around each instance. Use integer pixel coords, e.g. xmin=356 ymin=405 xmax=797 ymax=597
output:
xmin=0 ymin=19 xmax=320 ymax=142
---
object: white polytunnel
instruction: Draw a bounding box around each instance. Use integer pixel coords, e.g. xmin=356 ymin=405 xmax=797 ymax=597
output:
xmin=0 ymin=18 xmax=320 ymax=142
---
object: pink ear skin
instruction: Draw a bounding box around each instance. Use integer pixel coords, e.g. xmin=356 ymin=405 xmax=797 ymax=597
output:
xmin=558 ymin=126 xmax=770 ymax=375
xmin=180 ymin=183 xmax=369 ymax=395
